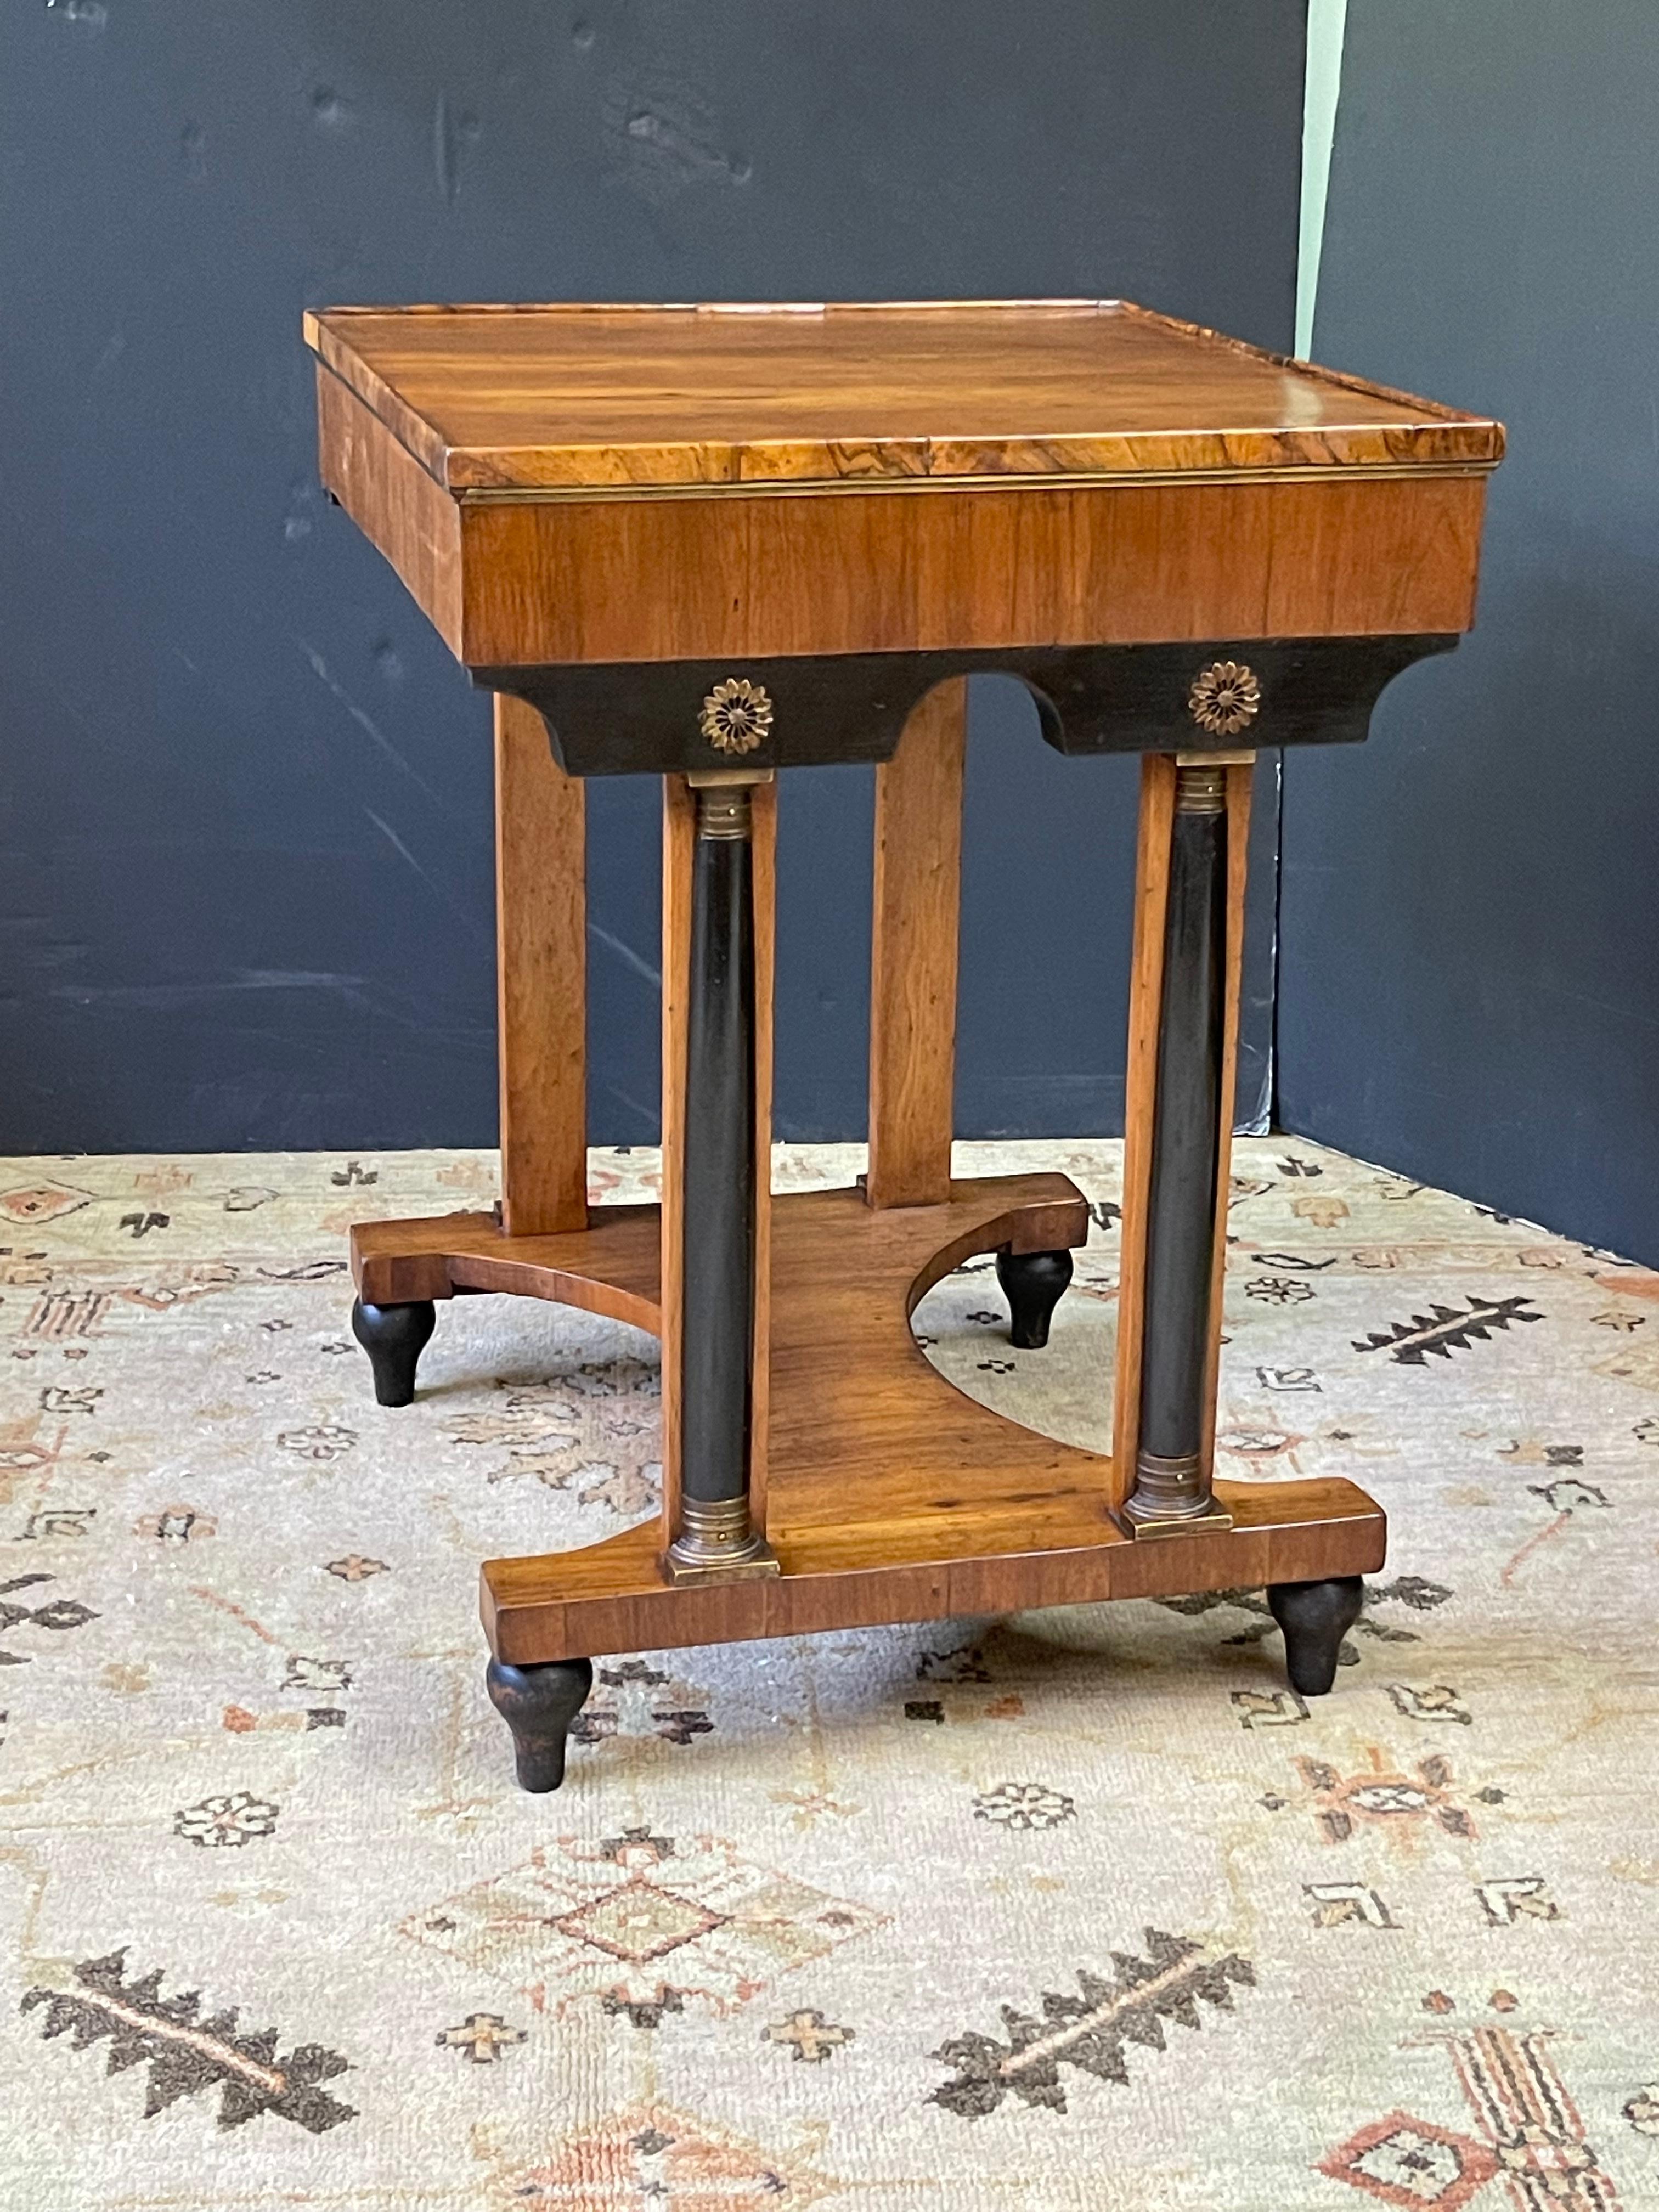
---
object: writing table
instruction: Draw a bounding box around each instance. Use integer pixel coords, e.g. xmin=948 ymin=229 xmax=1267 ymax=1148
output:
xmin=305 ymin=298 xmax=1502 ymax=1789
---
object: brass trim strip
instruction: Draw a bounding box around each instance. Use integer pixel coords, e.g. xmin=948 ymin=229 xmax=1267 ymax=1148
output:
xmin=1124 ymin=1504 xmax=1235 ymax=1541
xmin=453 ymin=459 xmax=1498 ymax=505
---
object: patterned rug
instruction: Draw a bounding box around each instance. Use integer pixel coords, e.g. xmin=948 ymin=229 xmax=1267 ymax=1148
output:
xmin=1 ymin=1136 xmax=1656 ymax=2211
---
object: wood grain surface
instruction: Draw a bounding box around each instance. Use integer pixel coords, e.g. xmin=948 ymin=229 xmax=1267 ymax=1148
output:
xmin=450 ymin=469 xmax=1488 ymax=667
xmin=312 ymin=298 xmax=1499 ymax=668
xmin=1111 ymin=755 xmax=1178 ymax=1508
xmin=494 ymin=695 xmax=587 ymax=1235
xmin=764 ymin=1177 xmax=1091 ymax=1553
xmin=657 ymin=777 xmax=695 ymax=1543
xmin=867 ymin=680 xmax=966 ymax=1209
xmin=482 ymin=1480 xmax=1386 ymax=1666
xmin=472 ymin=1177 xmax=1381 ymax=1664
xmin=349 ymin=1172 xmax=1386 ymax=1664
xmin=747 ymin=777 xmax=777 ymax=1531
xmin=306 ymin=298 xmax=1501 ymax=492
xmin=351 ymin=1203 xmax=660 ymax=1332
xmin=316 ymin=364 xmax=462 ymax=656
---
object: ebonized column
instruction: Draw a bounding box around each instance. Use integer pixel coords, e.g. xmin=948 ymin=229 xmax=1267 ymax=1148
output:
xmin=665 ymin=776 xmax=777 ymax=1582
xmin=1123 ymin=762 xmax=1230 ymax=1530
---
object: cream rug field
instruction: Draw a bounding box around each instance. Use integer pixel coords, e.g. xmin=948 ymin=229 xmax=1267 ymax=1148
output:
xmin=1 ymin=1137 xmax=1656 ymax=2211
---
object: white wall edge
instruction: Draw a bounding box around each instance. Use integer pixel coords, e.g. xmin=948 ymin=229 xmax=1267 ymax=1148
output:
xmin=1296 ymin=0 xmax=1349 ymax=358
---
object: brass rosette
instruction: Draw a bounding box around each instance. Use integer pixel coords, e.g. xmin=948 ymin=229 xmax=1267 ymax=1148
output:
xmin=1187 ymin=660 xmax=1261 ymax=737
xmin=699 ymin=677 xmax=774 ymax=755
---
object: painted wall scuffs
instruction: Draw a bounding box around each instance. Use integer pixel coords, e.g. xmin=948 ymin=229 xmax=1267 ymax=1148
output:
xmin=1 ymin=2 xmax=1304 ymax=1152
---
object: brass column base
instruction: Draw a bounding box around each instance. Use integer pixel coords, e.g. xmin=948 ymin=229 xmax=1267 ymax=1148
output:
xmin=663 ymin=1542 xmax=781 ymax=1586
xmin=1120 ymin=1449 xmax=1234 ymax=1540
xmin=1120 ymin=1505 xmax=1235 ymax=1541
xmin=663 ymin=1497 xmax=781 ymax=1585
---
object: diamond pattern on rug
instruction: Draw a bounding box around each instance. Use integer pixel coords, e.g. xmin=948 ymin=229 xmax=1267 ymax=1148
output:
xmin=1325 ymin=2010 xmax=1625 ymax=2209
xmin=401 ymin=1825 xmax=884 ymax=2019
xmin=498 ymin=2099 xmax=837 ymax=2209
xmin=0 ymin=1182 xmax=92 ymax=1225
xmin=1294 ymin=1752 xmax=1485 ymax=1846
xmin=1319 ymin=2113 xmax=1499 ymax=2208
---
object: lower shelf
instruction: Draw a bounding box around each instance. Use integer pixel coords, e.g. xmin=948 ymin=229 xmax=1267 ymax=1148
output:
xmin=351 ymin=1173 xmax=1390 ymax=1667
xmin=354 ymin=1176 xmax=1387 ymax=1667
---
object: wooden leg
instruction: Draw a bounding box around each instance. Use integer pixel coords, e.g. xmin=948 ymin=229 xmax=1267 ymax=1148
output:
xmin=663 ymin=772 xmax=778 ymax=1584
xmin=1267 ymin=1576 xmax=1364 ymax=1696
xmin=485 ymin=1656 xmax=594 ymax=1791
xmin=349 ymin=1296 xmax=436 ymax=1408
xmin=995 ymin=1246 xmax=1073 ymax=1349
xmin=867 ymin=679 xmax=966 ymax=1208
xmin=494 ymin=693 xmax=588 ymax=1237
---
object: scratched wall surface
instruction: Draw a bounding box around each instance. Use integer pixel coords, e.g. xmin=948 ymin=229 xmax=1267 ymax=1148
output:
xmin=1279 ymin=1 xmax=1659 ymax=1263
xmin=1 ymin=1 xmax=1302 ymax=1150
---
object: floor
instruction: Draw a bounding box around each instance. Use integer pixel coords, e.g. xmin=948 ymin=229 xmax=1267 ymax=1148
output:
xmin=1 ymin=1136 xmax=1655 ymax=2211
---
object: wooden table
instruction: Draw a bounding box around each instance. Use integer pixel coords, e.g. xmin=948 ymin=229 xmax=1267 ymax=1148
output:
xmin=306 ymin=299 xmax=1502 ymax=1791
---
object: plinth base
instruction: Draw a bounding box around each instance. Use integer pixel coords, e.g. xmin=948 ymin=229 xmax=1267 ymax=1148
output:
xmin=351 ymin=1175 xmax=1386 ymax=1668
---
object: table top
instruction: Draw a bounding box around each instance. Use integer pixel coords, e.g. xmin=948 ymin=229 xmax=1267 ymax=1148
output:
xmin=304 ymin=297 xmax=1502 ymax=496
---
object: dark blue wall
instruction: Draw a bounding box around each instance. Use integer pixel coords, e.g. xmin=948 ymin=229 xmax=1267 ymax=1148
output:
xmin=1280 ymin=1 xmax=1659 ymax=1262
xmin=1 ymin=2 xmax=1302 ymax=1152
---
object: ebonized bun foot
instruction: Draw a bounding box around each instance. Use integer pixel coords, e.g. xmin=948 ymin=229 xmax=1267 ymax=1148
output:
xmin=350 ymin=1296 xmax=436 ymax=1408
xmin=485 ymin=1657 xmax=595 ymax=1792
xmin=1267 ymin=1575 xmax=1365 ymax=1697
xmin=995 ymin=1246 xmax=1074 ymax=1350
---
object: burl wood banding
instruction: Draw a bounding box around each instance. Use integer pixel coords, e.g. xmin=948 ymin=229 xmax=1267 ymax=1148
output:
xmin=307 ymin=300 xmax=1502 ymax=669
xmin=307 ymin=299 xmax=1502 ymax=489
